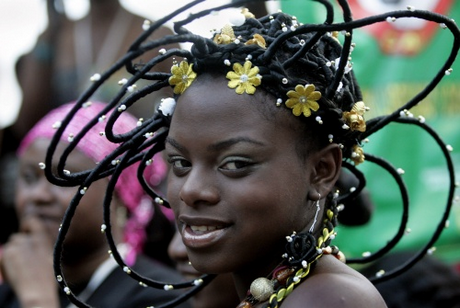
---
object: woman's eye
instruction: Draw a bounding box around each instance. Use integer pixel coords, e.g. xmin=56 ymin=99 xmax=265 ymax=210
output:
xmin=220 ymin=158 xmax=252 ymax=171
xmin=19 ymin=168 xmax=38 ymax=185
xmin=168 ymin=156 xmax=191 ymax=172
xmin=172 ymin=159 xmax=190 ymax=168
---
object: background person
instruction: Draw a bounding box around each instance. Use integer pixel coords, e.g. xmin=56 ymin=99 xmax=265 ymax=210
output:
xmin=0 ymin=101 xmax=189 ymax=308
xmin=0 ymin=0 xmax=179 ymax=264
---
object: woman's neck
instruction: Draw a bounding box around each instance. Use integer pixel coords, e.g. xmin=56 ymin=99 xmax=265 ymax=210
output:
xmin=232 ymin=252 xmax=285 ymax=300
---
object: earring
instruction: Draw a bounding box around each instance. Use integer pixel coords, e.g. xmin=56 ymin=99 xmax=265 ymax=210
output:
xmin=309 ymin=193 xmax=321 ymax=233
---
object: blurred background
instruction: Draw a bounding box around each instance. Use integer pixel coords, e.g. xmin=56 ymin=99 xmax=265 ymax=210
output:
xmin=0 ymin=0 xmax=280 ymax=128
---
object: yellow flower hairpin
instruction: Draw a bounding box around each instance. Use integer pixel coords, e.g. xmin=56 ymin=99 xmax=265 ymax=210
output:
xmin=226 ymin=61 xmax=262 ymax=95
xmin=169 ymin=61 xmax=197 ymax=94
xmin=285 ymin=84 xmax=321 ymax=117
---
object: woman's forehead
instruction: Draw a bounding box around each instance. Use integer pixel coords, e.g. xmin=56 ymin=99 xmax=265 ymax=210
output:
xmin=22 ymin=138 xmax=95 ymax=172
xmin=177 ymin=72 xmax=289 ymax=119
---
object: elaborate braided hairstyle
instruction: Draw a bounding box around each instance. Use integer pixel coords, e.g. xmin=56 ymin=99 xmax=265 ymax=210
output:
xmin=43 ymin=0 xmax=459 ymax=307
xmin=190 ymin=10 xmax=362 ymax=158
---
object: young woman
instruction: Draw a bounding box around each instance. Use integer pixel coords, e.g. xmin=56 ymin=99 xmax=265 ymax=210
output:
xmin=43 ymin=1 xmax=459 ymax=307
xmin=164 ymin=71 xmax=386 ymax=307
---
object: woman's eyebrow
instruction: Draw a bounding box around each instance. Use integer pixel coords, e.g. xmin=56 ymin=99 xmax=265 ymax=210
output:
xmin=207 ymin=137 xmax=266 ymax=152
xmin=165 ymin=137 xmax=187 ymax=153
xmin=165 ymin=136 xmax=266 ymax=152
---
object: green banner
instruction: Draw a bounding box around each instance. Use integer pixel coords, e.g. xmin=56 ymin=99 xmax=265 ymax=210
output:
xmin=280 ymin=0 xmax=460 ymax=263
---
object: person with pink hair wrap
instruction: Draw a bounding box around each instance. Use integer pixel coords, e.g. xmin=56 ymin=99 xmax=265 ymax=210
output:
xmin=0 ymin=101 xmax=190 ymax=308
xmin=18 ymin=101 xmax=170 ymax=266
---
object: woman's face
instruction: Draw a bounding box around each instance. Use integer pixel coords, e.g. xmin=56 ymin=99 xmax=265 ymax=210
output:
xmin=15 ymin=138 xmax=109 ymax=254
xmin=165 ymin=75 xmax=318 ymax=275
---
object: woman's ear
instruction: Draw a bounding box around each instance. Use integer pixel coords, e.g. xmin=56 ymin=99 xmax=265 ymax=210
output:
xmin=308 ymin=144 xmax=342 ymax=199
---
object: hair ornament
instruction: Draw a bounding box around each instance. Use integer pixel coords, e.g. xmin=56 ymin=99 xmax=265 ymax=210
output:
xmin=169 ymin=60 xmax=197 ymax=94
xmin=328 ymin=31 xmax=341 ymax=43
xmin=213 ymin=24 xmax=236 ymax=45
xmin=228 ymin=7 xmax=256 ymax=27
xmin=89 ymin=73 xmax=101 ymax=82
xmin=142 ymin=19 xmax=151 ymax=31
xmin=127 ymin=84 xmax=137 ymax=93
xmin=334 ymin=57 xmax=353 ymax=74
xmin=158 ymin=97 xmax=177 ymax=117
xmin=350 ymin=144 xmax=365 ymax=165
xmin=352 ymin=100 xmax=369 ymax=114
xmin=244 ymin=33 xmax=267 ymax=49
xmin=118 ymin=78 xmax=128 ymax=86
xmin=342 ymin=101 xmax=368 ymax=132
xmin=226 ymin=60 xmax=262 ymax=94
xmin=52 ymin=121 xmax=62 ymax=129
xmin=285 ymin=84 xmax=321 ymax=117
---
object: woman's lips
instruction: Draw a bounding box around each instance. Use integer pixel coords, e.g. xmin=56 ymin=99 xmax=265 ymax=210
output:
xmin=181 ymin=224 xmax=227 ymax=249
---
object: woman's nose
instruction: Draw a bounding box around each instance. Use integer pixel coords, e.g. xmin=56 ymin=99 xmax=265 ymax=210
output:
xmin=178 ymin=166 xmax=220 ymax=207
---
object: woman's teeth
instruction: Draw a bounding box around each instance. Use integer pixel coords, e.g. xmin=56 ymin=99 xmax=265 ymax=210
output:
xmin=190 ymin=225 xmax=222 ymax=232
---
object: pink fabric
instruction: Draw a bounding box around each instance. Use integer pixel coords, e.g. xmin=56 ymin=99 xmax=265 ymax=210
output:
xmin=18 ymin=101 xmax=170 ymax=265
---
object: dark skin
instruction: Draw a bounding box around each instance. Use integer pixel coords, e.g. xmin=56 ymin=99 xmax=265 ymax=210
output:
xmin=1 ymin=139 xmax=124 ymax=308
xmin=168 ymin=230 xmax=240 ymax=308
xmin=165 ymin=74 xmax=387 ymax=307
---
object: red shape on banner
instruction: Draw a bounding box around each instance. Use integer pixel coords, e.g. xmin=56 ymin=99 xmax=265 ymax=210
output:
xmin=348 ymin=0 xmax=453 ymax=56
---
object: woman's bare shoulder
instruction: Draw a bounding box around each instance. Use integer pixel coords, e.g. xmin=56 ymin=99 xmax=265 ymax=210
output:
xmin=281 ymin=256 xmax=387 ymax=308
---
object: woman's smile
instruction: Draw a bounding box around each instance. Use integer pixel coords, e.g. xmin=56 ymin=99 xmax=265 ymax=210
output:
xmin=182 ymin=224 xmax=227 ymax=248
xmin=179 ymin=215 xmax=230 ymax=249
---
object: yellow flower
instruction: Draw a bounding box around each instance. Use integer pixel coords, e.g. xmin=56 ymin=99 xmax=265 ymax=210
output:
xmin=226 ymin=61 xmax=262 ymax=95
xmin=351 ymin=145 xmax=365 ymax=165
xmin=245 ymin=34 xmax=266 ymax=49
xmin=285 ymin=84 xmax=321 ymax=117
xmin=169 ymin=61 xmax=197 ymax=94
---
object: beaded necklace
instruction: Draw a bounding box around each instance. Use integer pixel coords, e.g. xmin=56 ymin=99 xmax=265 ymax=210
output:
xmin=237 ymin=196 xmax=344 ymax=308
